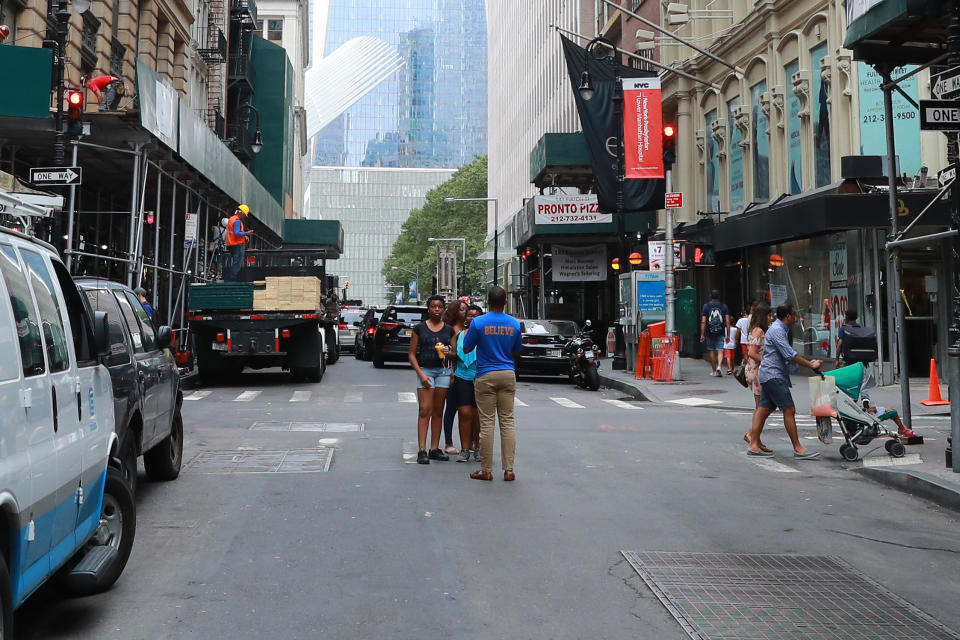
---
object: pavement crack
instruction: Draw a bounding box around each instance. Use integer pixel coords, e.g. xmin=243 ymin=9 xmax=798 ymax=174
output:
xmin=827 ymin=528 xmax=960 ymax=554
xmin=609 ymin=557 xmax=645 ymax=597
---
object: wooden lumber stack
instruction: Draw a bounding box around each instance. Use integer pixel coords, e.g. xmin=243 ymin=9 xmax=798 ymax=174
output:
xmin=252 ymin=276 xmax=324 ymax=311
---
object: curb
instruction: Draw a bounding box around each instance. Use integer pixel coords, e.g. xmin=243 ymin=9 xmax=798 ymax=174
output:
xmin=856 ymin=467 xmax=960 ymax=512
xmin=599 ymin=373 xmax=651 ymax=401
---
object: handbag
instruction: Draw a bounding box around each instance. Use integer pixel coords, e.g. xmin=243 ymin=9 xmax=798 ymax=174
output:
xmin=733 ymin=361 xmax=748 ymax=387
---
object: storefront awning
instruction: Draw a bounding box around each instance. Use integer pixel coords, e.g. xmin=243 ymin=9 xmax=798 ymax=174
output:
xmin=843 ymin=0 xmax=946 ymax=63
xmin=529 ymin=133 xmax=594 ymax=190
xmin=710 ymin=183 xmax=951 ymax=252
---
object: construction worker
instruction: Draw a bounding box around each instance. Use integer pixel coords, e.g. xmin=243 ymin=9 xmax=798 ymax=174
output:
xmin=224 ymin=204 xmax=254 ymax=282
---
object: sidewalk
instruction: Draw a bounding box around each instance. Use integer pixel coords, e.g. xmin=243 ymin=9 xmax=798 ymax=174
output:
xmin=600 ymin=356 xmax=960 ymax=512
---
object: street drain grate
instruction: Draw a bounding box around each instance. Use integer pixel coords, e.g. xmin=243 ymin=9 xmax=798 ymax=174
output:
xmin=621 ymin=551 xmax=960 ymax=640
xmin=250 ymin=421 xmax=364 ymax=432
xmin=186 ymin=448 xmax=334 ymax=474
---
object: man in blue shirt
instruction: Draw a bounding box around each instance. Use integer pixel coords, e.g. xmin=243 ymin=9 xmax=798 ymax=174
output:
xmin=462 ymin=286 xmax=522 ymax=482
xmin=747 ymin=302 xmax=822 ymax=459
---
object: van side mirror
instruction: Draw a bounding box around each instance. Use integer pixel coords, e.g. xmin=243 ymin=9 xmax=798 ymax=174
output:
xmin=93 ymin=311 xmax=110 ymax=356
xmin=156 ymin=325 xmax=174 ymax=350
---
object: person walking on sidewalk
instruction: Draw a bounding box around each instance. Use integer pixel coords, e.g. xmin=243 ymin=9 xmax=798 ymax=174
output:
xmin=735 ymin=301 xmax=755 ymax=363
xmin=462 ymin=286 xmax=522 ymax=482
xmin=409 ymin=295 xmax=455 ymax=464
xmin=700 ymin=290 xmax=731 ymax=377
xmin=743 ymin=302 xmax=773 ymax=452
xmin=746 ymin=302 xmax=822 ymax=459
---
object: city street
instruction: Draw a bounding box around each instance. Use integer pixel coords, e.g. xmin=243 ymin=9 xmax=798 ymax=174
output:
xmin=13 ymin=359 xmax=960 ymax=639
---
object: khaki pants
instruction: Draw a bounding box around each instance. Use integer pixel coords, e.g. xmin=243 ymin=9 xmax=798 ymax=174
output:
xmin=474 ymin=369 xmax=517 ymax=472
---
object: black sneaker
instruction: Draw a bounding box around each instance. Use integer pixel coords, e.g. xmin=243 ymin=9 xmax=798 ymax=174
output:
xmin=428 ymin=448 xmax=449 ymax=461
xmin=417 ymin=449 xmax=429 ymax=465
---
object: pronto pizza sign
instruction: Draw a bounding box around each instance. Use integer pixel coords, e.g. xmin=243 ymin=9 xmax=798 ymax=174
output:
xmin=532 ymin=194 xmax=612 ymax=225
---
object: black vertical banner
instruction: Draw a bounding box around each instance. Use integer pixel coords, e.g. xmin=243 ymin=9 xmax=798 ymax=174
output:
xmin=560 ymin=35 xmax=665 ymax=213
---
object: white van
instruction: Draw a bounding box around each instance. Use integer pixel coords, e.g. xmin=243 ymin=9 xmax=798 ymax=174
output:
xmin=0 ymin=227 xmax=135 ymax=635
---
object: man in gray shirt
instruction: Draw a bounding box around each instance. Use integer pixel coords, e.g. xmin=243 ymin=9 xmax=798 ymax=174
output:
xmin=747 ymin=302 xmax=822 ymax=459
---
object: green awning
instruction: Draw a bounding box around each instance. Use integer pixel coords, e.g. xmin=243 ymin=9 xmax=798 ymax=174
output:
xmin=844 ymin=0 xmax=946 ymax=63
xmin=529 ymin=133 xmax=593 ymax=189
xmin=282 ymin=219 xmax=343 ymax=257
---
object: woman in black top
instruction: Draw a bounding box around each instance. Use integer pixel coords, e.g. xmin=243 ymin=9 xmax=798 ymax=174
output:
xmin=408 ymin=295 xmax=455 ymax=464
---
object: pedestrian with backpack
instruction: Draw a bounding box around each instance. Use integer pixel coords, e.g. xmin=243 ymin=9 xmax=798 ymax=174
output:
xmin=700 ymin=290 xmax=731 ymax=377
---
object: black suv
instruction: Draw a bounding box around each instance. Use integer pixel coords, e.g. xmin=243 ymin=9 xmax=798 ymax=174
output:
xmin=354 ymin=307 xmax=383 ymax=361
xmin=77 ymin=280 xmax=184 ymax=493
xmin=372 ymin=305 xmax=427 ymax=368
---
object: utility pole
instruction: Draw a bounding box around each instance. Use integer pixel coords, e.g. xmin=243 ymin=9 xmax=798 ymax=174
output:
xmin=663 ymin=126 xmax=676 ymax=337
xmin=948 ymin=0 xmax=960 ymax=472
xmin=53 ymin=0 xmax=69 ymax=166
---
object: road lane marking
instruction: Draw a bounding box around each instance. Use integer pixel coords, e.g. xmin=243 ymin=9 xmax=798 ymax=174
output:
xmin=398 ymin=392 xmax=417 ymax=403
xmin=514 ymin=397 xmax=528 ymax=407
xmin=184 ymin=390 xmax=212 ymax=401
xmin=740 ymin=452 xmax=799 ymax=473
xmin=344 ymin=391 xmax=363 ymax=403
xmin=234 ymin=390 xmax=261 ymax=402
xmin=666 ymin=397 xmax=721 ymax=406
xmin=601 ymin=398 xmax=643 ymax=410
xmin=290 ymin=391 xmax=311 ymax=402
xmin=550 ymin=397 xmax=585 ymax=409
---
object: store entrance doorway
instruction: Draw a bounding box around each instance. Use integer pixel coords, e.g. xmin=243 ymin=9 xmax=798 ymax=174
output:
xmin=901 ymin=249 xmax=942 ymax=378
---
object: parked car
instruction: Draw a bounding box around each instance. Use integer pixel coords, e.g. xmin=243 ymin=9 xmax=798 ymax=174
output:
xmin=372 ymin=305 xmax=427 ymax=368
xmin=338 ymin=307 xmax=367 ymax=353
xmin=516 ymin=319 xmax=580 ymax=377
xmin=78 ymin=279 xmax=184 ymax=495
xmin=0 ymin=227 xmax=136 ymax=634
xmin=354 ymin=307 xmax=383 ymax=361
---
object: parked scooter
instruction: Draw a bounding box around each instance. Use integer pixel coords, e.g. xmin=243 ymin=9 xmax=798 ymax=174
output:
xmin=565 ymin=320 xmax=601 ymax=391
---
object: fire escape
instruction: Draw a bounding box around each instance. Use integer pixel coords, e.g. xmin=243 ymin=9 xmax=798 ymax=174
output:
xmin=226 ymin=0 xmax=258 ymax=163
xmin=195 ymin=1 xmax=227 ymax=136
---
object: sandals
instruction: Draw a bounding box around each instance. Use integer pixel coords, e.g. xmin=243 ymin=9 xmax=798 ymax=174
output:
xmin=744 ymin=433 xmax=772 ymax=453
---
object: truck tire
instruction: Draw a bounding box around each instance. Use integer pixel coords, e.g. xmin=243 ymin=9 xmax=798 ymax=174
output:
xmin=327 ymin=343 xmax=340 ymax=365
xmin=325 ymin=327 xmax=340 ymax=365
xmin=120 ymin=435 xmax=138 ymax=495
xmin=143 ymin=408 xmax=183 ymax=482
xmin=306 ymin=349 xmax=326 ymax=382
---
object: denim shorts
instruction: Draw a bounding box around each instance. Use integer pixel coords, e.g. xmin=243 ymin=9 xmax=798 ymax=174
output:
xmin=759 ymin=378 xmax=795 ymax=411
xmin=704 ymin=333 xmax=724 ymax=351
xmin=418 ymin=367 xmax=451 ymax=389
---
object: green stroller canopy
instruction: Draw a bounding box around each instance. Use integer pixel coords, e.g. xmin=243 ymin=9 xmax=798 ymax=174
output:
xmin=829 ymin=362 xmax=865 ymax=400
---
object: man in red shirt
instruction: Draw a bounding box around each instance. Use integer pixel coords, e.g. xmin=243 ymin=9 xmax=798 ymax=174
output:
xmin=87 ymin=74 xmax=123 ymax=111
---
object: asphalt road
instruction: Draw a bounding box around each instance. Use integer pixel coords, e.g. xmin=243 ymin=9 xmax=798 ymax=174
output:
xmin=15 ymin=356 xmax=960 ymax=639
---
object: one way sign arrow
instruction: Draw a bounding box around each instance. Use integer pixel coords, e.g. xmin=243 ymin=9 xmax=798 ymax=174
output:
xmin=29 ymin=167 xmax=82 ymax=187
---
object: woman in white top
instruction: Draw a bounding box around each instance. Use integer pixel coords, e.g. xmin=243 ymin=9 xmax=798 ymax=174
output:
xmin=735 ymin=302 xmax=754 ymax=363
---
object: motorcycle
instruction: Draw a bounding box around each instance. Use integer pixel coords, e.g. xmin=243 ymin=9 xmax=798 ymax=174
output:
xmin=565 ymin=320 xmax=601 ymax=391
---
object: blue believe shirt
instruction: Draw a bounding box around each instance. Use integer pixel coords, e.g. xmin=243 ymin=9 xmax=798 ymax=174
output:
xmin=462 ymin=311 xmax=522 ymax=378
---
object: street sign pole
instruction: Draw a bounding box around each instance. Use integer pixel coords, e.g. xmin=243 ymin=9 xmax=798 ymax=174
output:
xmin=948 ymin=0 xmax=960 ymax=472
xmin=65 ymin=142 xmax=79 ymax=270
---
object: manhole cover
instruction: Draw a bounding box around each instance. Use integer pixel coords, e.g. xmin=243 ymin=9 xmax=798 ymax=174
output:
xmin=250 ymin=421 xmax=364 ymax=432
xmin=187 ymin=448 xmax=334 ymax=474
xmin=622 ymin=551 xmax=959 ymax=640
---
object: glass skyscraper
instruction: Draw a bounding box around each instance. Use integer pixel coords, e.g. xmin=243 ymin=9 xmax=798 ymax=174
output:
xmin=307 ymin=0 xmax=487 ymax=304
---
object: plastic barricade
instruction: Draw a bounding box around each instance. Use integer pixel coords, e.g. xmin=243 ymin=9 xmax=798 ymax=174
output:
xmin=648 ymin=321 xmax=666 ymax=338
xmin=651 ymin=336 xmax=677 ymax=381
xmin=635 ymin=330 xmax=652 ymax=379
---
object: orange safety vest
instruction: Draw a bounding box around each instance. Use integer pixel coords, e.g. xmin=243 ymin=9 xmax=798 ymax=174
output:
xmin=225 ymin=214 xmax=246 ymax=246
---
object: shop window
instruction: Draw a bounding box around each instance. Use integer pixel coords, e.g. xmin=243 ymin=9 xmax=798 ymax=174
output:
xmin=751 ymin=81 xmax=770 ymax=202
xmin=784 ymin=60 xmax=802 ymax=194
xmin=811 ymin=43 xmax=831 ymax=187
xmin=267 ymin=19 xmax=282 ymax=45
xmin=727 ymin=96 xmax=744 ymax=213
xmin=705 ymin=109 xmax=720 ymax=213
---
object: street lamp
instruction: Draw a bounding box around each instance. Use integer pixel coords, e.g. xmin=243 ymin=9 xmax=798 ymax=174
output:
xmin=390 ymin=265 xmax=420 ymax=302
xmin=443 ymin=196 xmax=499 ymax=286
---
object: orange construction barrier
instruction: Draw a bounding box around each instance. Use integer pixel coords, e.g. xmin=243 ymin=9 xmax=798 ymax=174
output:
xmin=635 ymin=330 xmax=652 ymax=379
xmin=651 ymin=336 xmax=677 ymax=381
xmin=921 ymin=358 xmax=950 ymax=406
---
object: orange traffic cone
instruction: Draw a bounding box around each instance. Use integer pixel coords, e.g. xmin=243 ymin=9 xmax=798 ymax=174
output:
xmin=921 ymin=358 xmax=950 ymax=406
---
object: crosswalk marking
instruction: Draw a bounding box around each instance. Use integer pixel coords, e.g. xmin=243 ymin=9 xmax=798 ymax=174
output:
xmin=741 ymin=452 xmax=799 ymax=473
xmin=290 ymin=390 xmax=311 ymax=402
xmin=514 ymin=397 xmax=528 ymax=407
xmin=666 ymin=397 xmax=722 ymax=407
xmin=550 ymin=397 xmax=585 ymax=409
xmin=184 ymin=390 xmax=212 ymax=401
xmin=398 ymin=392 xmax=417 ymax=403
xmin=601 ymin=398 xmax=643 ymax=410
xmin=234 ymin=390 xmax=261 ymax=402
xmin=344 ymin=391 xmax=363 ymax=403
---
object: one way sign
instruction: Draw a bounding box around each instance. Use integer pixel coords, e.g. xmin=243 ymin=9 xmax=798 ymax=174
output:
xmin=29 ymin=167 xmax=82 ymax=187
xmin=920 ymin=100 xmax=960 ymax=131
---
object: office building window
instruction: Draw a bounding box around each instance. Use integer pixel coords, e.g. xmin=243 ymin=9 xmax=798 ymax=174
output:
xmin=267 ymin=19 xmax=282 ymax=45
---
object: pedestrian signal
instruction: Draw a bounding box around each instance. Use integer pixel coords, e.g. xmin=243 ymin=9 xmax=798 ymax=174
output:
xmin=680 ymin=243 xmax=714 ymax=266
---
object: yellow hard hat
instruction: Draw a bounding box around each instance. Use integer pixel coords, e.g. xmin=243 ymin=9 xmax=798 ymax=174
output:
xmin=237 ymin=204 xmax=250 ymax=215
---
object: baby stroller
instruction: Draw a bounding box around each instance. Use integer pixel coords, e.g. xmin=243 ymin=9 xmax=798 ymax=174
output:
xmin=810 ymin=362 xmax=907 ymax=462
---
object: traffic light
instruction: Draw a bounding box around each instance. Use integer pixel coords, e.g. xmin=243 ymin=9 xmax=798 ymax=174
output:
xmin=146 ymin=213 xmax=154 ymax=225
xmin=680 ymin=243 xmax=714 ymax=266
xmin=610 ymin=257 xmax=621 ymax=271
xmin=662 ymin=123 xmax=676 ymax=166
xmin=66 ymin=89 xmax=83 ymax=135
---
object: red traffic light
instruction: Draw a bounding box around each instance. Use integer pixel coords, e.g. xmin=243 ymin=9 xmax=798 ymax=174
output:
xmin=610 ymin=257 xmax=621 ymax=271
xmin=663 ymin=124 xmax=675 ymax=138
xmin=146 ymin=213 xmax=154 ymax=225
xmin=68 ymin=91 xmax=83 ymax=106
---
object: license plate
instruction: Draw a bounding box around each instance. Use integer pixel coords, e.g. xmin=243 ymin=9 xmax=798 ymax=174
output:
xmin=212 ymin=342 xmax=227 ymax=351
xmin=401 ymin=329 xmax=412 ymax=337
xmin=549 ymin=349 xmax=562 ymax=357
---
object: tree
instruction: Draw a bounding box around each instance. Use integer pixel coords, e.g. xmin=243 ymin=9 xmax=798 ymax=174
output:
xmin=383 ymin=156 xmax=488 ymax=300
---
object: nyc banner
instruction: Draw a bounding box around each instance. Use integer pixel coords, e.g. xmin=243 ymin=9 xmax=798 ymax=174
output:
xmin=622 ymin=78 xmax=664 ymax=179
